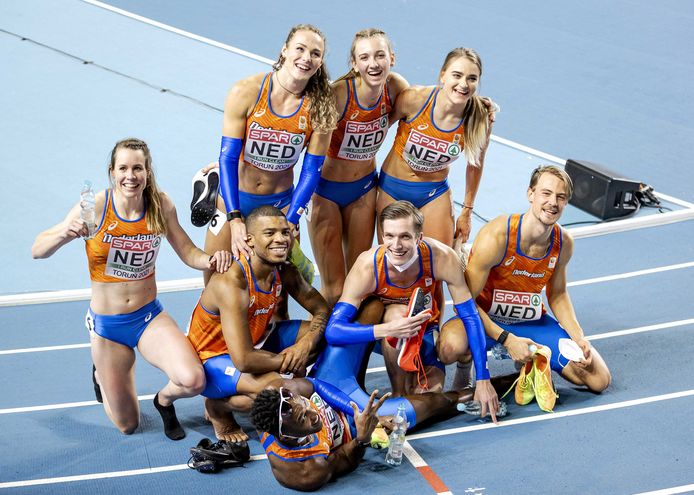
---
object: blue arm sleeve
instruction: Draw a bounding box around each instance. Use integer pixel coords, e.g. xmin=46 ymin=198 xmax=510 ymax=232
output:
xmin=286 ymin=152 xmax=324 ymax=225
xmin=218 ymin=136 xmax=243 ymax=214
xmin=455 ymin=299 xmax=490 ymax=380
xmin=325 ymin=302 xmax=376 ymax=345
xmin=306 ymin=378 xmax=356 ymax=417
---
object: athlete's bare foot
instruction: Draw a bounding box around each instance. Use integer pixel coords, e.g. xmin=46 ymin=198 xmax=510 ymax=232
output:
xmin=204 ymin=398 xmax=249 ymax=443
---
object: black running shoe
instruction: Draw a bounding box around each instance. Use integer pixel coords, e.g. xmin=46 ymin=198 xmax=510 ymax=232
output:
xmin=190 ymin=169 xmax=219 ymax=227
xmin=188 ymin=438 xmax=250 ymax=473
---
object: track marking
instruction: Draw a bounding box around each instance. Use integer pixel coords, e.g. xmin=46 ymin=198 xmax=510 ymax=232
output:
xmin=406 ymin=389 xmax=694 ymax=442
xmin=2 ymin=391 xmax=692 ymax=488
xmin=403 ymin=441 xmax=453 ymax=494
xmin=632 ymin=484 xmax=694 ymax=495
xmin=0 ymin=343 xmax=90 ymax=355
xmin=2 ymin=260 xmax=691 ymax=307
xmin=0 ymin=455 xmax=268 ymax=489
xmin=81 ymin=0 xmax=274 ymax=64
xmin=3 ymin=317 xmax=691 ymax=360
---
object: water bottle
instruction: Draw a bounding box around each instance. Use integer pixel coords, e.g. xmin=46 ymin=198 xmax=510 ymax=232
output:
xmin=80 ymin=180 xmax=96 ymax=239
xmin=457 ymin=400 xmax=508 ymax=417
xmin=385 ymin=403 xmax=408 ymax=466
xmin=490 ymin=343 xmax=537 ymax=360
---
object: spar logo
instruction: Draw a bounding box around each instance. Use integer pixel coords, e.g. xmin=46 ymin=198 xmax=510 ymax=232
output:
xmin=403 ymin=130 xmax=462 ymax=171
xmin=103 ymin=233 xmax=161 ymax=280
xmin=338 ymin=115 xmax=389 ymax=160
xmin=489 ymin=289 xmax=542 ymax=323
xmin=245 ymin=123 xmax=305 ymax=171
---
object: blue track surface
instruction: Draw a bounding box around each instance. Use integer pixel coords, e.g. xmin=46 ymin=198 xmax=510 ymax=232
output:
xmin=1 ymin=1 xmax=693 ymax=494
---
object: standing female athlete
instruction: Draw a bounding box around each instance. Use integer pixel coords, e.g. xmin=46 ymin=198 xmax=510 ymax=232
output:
xmin=306 ymin=28 xmax=408 ymax=306
xmin=377 ymin=47 xmax=495 ymax=248
xmin=33 ymin=138 xmax=231 ymax=439
xmin=197 ymin=24 xmax=337 ymax=269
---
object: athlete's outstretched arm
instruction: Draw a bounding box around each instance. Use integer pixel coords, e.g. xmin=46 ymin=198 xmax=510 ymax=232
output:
xmin=161 ymin=193 xmax=232 ymax=273
xmin=32 ymin=191 xmax=106 ymax=259
xmin=545 ymin=232 xmax=591 ymax=363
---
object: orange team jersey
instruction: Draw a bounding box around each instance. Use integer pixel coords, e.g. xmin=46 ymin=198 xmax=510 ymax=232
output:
xmin=327 ymin=78 xmax=392 ymax=161
xmin=187 ymin=257 xmax=282 ymax=361
xmin=475 ymin=214 xmax=563 ymax=325
xmin=372 ymin=240 xmax=440 ymax=324
xmin=85 ymin=189 xmax=161 ymax=283
xmin=242 ymin=72 xmax=313 ymax=172
xmin=391 ymin=87 xmax=465 ymax=173
xmin=260 ymin=392 xmax=354 ymax=461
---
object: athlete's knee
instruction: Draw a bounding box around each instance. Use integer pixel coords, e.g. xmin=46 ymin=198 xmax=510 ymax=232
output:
xmin=437 ymin=339 xmax=469 ymax=365
xmin=588 ymin=366 xmax=612 ymax=393
xmin=116 ymin=417 xmax=139 ymax=435
xmin=174 ymin=365 xmax=206 ymax=396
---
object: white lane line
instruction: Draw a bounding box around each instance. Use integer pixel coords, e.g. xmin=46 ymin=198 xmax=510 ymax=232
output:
xmin=2 ymin=315 xmax=692 ymax=415
xmin=587 ymin=319 xmax=694 ymax=341
xmin=81 ymin=0 xmax=275 ymax=64
xmin=490 ymin=135 xmax=565 ymax=164
xmin=565 ymin=261 xmax=694 ymax=287
xmin=632 ymin=484 xmax=694 ymax=495
xmin=0 ymin=395 xmax=152 ymax=415
xmin=406 ymin=389 xmax=694 ymax=442
xmin=3 ymin=259 xmax=691 ymax=308
xmin=0 ymin=343 xmax=90 ymax=355
xmin=0 ymin=455 xmax=268 ymax=489
xmin=1 ymin=317 xmax=692 ymax=362
xmin=2 ymin=391 xmax=692 ymax=489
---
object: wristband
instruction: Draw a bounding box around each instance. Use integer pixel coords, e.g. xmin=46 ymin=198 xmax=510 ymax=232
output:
xmin=496 ymin=330 xmax=509 ymax=345
xmin=462 ymin=204 xmax=474 ymax=210
xmin=226 ymin=210 xmax=243 ymax=222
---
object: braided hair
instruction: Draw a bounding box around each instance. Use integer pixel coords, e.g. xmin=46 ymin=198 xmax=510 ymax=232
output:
xmin=250 ymin=389 xmax=281 ymax=437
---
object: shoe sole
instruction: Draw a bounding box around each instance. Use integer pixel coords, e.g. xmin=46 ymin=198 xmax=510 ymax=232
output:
xmin=190 ymin=170 xmax=219 ymax=227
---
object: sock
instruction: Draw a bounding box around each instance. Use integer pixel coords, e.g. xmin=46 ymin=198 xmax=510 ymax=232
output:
xmin=153 ymin=392 xmax=185 ymax=440
xmin=92 ymin=365 xmax=103 ymax=403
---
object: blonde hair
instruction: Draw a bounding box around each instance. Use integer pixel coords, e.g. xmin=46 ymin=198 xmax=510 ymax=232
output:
xmin=379 ymin=200 xmax=424 ymax=234
xmin=439 ymin=48 xmax=489 ymax=166
xmin=108 ymin=138 xmax=167 ymax=235
xmin=335 ymin=28 xmax=394 ymax=83
xmin=529 ymin=165 xmax=574 ymax=200
xmin=273 ymin=24 xmax=337 ymax=133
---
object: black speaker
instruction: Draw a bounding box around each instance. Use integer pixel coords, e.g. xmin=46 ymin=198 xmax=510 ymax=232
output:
xmin=565 ymin=159 xmax=640 ymax=220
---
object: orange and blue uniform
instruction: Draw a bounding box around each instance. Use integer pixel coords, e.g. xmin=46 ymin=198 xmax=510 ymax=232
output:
xmin=316 ymin=79 xmax=391 ymax=208
xmin=328 ymin=79 xmax=391 ymax=161
xmin=187 ymin=257 xmax=301 ymax=398
xmin=372 ymin=241 xmax=443 ymax=370
xmin=86 ymin=189 xmax=161 ymax=283
xmin=84 ymin=189 xmax=164 ymax=348
xmin=379 ymin=87 xmax=465 ymax=208
xmin=260 ymin=392 xmax=354 ymax=462
xmin=472 ymin=214 xmax=572 ymax=371
xmin=373 ymin=241 xmax=439 ymax=324
xmin=243 ymin=73 xmax=313 ymax=173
